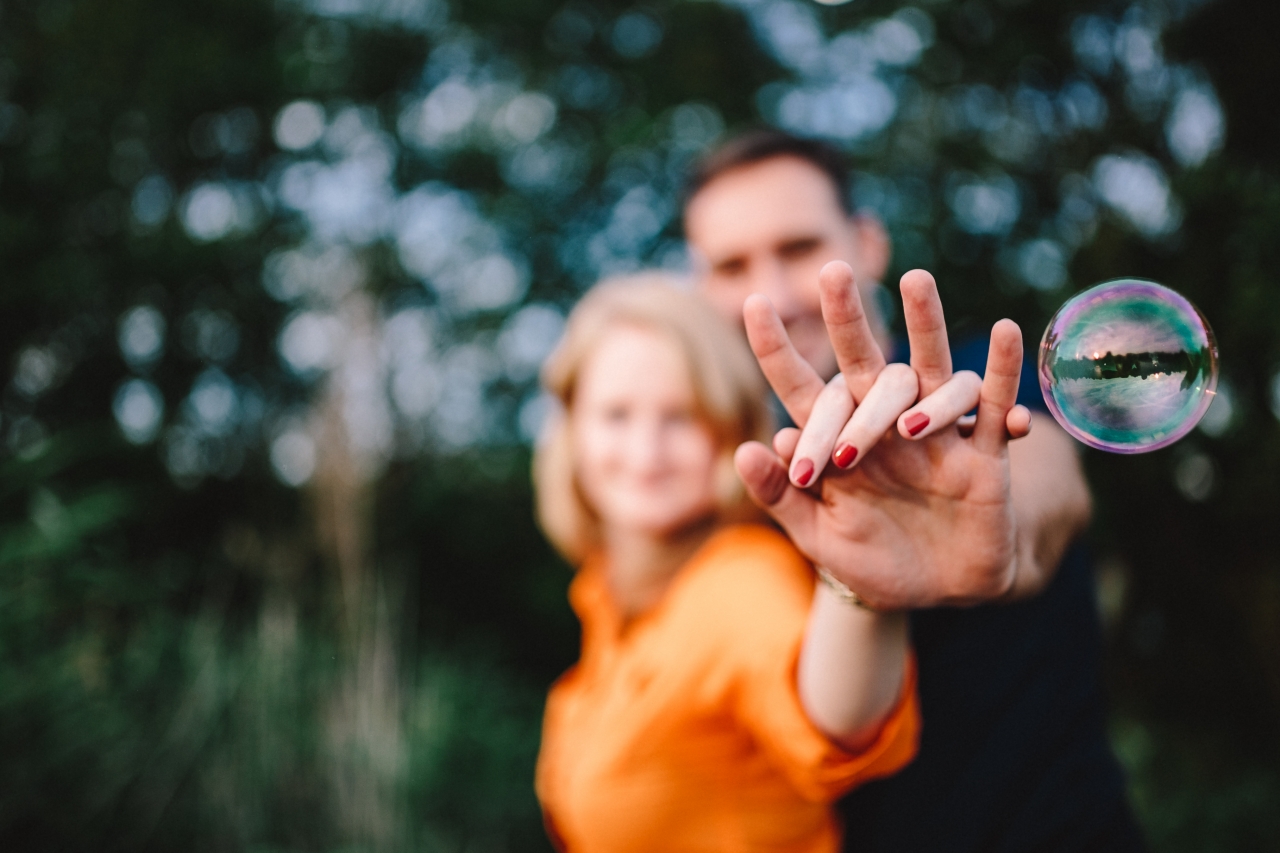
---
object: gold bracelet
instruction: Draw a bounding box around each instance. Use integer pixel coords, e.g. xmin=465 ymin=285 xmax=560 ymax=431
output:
xmin=815 ymin=566 xmax=877 ymax=612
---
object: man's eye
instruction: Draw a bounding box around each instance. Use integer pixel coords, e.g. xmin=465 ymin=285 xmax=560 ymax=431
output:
xmin=779 ymin=238 xmax=821 ymax=260
xmin=714 ymin=259 xmax=746 ymax=277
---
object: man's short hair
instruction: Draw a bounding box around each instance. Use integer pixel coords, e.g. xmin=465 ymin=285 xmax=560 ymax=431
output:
xmin=682 ymin=128 xmax=854 ymax=216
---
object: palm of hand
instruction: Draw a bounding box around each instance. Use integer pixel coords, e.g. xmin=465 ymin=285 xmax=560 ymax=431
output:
xmin=806 ymin=430 xmax=1015 ymax=610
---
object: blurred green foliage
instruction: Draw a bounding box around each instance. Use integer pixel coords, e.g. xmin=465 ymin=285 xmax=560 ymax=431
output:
xmin=0 ymin=0 xmax=1277 ymax=850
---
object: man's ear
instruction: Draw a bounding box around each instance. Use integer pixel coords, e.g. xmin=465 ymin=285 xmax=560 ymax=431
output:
xmin=849 ymin=214 xmax=891 ymax=283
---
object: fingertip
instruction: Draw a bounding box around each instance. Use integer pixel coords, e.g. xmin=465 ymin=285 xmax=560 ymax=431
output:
xmin=819 ymin=262 xmax=856 ymax=308
xmin=882 ymin=361 xmax=920 ymax=396
xmin=773 ymin=427 xmax=801 ymax=460
xmin=991 ymin=316 xmax=1022 ymax=337
xmin=899 ymin=268 xmax=938 ymax=296
xmin=732 ymin=440 xmax=758 ymax=471
xmin=789 ymin=456 xmax=818 ymax=489
xmin=990 ymin=318 xmax=1024 ymax=358
xmin=898 ymin=270 xmax=943 ymax=326
xmin=742 ymin=295 xmax=785 ymax=356
xmin=898 ymin=409 xmax=931 ymax=440
xmin=1006 ymin=405 xmax=1033 ymax=439
xmin=819 ymin=260 xmax=855 ymax=286
xmin=734 ymin=441 xmax=788 ymax=506
xmin=742 ymin=293 xmax=775 ymax=325
xmin=954 ymin=369 xmax=983 ymax=393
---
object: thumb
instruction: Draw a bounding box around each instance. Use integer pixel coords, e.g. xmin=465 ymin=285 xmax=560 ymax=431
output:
xmin=734 ymin=441 xmax=819 ymax=548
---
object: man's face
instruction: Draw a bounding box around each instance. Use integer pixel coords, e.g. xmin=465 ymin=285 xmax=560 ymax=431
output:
xmin=684 ymin=155 xmax=888 ymax=379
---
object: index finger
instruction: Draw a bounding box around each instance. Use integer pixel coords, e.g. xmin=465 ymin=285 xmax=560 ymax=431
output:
xmin=743 ymin=294 xmax=826 ymax=427
xmin=819 ymin=260 xmax=887 ymax=402
xmin=972 ymin=318 xmax=1024 ymax=454
xmin=900 ymin=269 xmax=953 ymax=397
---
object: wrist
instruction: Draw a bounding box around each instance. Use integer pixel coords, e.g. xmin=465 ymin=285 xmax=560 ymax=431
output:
xmin=815 ymin=566 xmax=884 ymax=612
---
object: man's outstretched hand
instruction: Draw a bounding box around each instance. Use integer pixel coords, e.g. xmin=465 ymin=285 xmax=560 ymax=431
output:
xmin=734 ymin=261 xmax=1035 ymax=610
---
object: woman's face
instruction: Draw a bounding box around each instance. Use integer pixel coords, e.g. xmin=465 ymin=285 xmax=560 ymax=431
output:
xmin=572 ymin=324 xmax=721 ymax=540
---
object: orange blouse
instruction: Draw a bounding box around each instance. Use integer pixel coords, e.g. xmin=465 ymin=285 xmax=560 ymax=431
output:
xmin=535 ymin=524 xmax=920 ymax=853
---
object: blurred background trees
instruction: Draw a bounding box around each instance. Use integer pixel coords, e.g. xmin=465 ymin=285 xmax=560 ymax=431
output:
xmin=0 ymin=0 xmax=1276 ymax=849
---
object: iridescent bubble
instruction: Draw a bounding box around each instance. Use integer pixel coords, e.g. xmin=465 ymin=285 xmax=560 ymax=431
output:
xmin=1039 ymin=279 xmax=1218 ymax=453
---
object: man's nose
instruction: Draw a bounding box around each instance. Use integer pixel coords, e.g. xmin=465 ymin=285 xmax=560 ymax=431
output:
xmin=752 ymin=259 xmax=803 ymax=320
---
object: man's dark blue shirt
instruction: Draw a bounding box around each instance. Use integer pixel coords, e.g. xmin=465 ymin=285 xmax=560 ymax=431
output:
xmin=837 ymin=337 xmax=1144 ymax=853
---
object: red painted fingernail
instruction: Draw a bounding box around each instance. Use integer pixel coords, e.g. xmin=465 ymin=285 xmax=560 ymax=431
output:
xmin=793 ymin=458 xmax=815 ymax=487
xmin=833 ymin=444 xmax=858 ymax=468
xmin=905 ymin=412 xmax=930 ymax=436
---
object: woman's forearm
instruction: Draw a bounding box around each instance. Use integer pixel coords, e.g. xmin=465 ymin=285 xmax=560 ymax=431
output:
xmin=796 ymin=582 xmax=909 ymax=751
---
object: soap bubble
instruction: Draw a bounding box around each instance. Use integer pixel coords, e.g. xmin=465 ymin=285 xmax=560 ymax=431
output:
xmin=1039 ymin=279 xmax=1218 ymax=453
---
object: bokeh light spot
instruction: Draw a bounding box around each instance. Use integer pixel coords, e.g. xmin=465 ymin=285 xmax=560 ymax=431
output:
xmin=1092 ymin=152 xmax=1180 ymax=237
xmin=13 ymin=347 xmax=60 ymax=397
xmin=274 ymin=100 xmax=326 ymax=151
xmin=271 ymin=428 xmax=317 ymax=487
xmin=118 ymin=305 xmax=166 ymax=368
xmin=611 ymin=11 xmax=662 ymax=59
xmin=280 ymin=311 xmax=345 ymax=375
xmin=113 ymin=379 xmax=165 ymax=444
xmin=1165 ymin=84 xmax=1224 ymax=168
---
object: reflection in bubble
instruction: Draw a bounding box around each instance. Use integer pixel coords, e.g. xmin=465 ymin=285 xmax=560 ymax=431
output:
xmin=1039 ymin=279 xmax=1218 ymax=453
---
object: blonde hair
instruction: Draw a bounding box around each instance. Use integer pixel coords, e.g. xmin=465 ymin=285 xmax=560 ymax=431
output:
xmin=533 ymin=273 xmax=772 ymax=564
